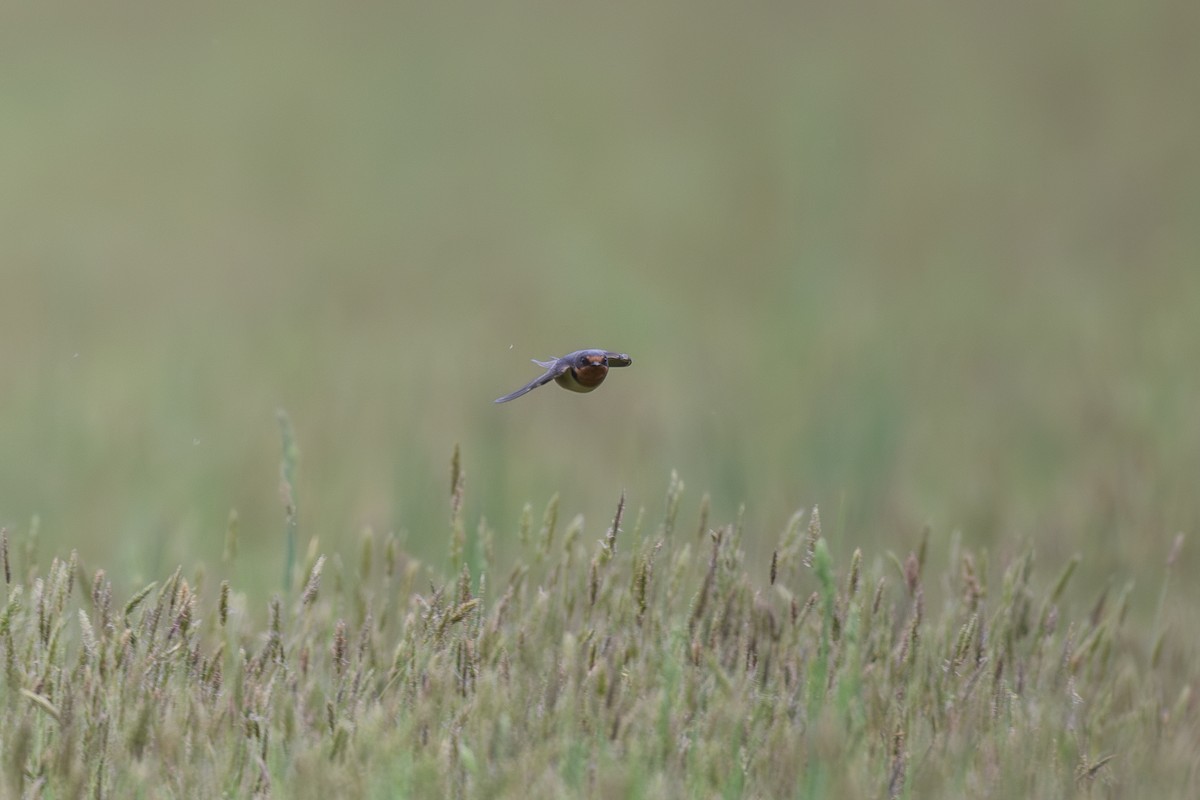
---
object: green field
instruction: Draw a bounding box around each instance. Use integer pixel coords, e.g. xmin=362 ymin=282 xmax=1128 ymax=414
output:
xmin=2 ymin=2 xmax=1198 ymax=796
xmin=1 ymin=492 xmax=1195 ymax=797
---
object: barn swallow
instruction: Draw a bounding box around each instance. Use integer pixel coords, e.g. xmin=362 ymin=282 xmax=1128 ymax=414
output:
xmin=494 ymin=349 xmax=633 ymax=403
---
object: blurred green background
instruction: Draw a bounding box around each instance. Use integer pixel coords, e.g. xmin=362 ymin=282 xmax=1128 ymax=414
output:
xmin=2 ymin=2 xmax=1197 ymax=608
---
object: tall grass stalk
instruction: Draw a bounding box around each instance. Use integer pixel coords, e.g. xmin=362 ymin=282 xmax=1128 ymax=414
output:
xmin=276 ymin=409 xmax=300 ymax=593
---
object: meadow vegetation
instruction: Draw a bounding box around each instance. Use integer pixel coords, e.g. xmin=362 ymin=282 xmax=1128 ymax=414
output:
xmin=3 ymin=1 xmax=1199 ymax=796
xmin=0 ymin=449 xmax=1194 ymax=797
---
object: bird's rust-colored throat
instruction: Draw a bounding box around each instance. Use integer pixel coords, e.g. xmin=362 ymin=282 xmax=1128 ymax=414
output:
xmin=572 ymin=364 xmax=608 ymax=387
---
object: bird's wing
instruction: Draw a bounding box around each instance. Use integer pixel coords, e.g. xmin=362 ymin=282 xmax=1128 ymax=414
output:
xmin=602 ymin=352 xmax=633 ymax=367
xmin=493 ymin=361 xmax=567 ymax=403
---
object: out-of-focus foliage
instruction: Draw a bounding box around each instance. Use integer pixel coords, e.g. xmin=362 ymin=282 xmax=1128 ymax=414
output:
xmin=1 ymin=1 xmax=1197 ymax=608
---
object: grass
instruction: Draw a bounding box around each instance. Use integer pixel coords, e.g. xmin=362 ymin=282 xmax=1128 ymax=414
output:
xmin=3 ymin=2 xmax=1199 ymax=797
xmin=1 ymin=461 xmax=1194 ymax=798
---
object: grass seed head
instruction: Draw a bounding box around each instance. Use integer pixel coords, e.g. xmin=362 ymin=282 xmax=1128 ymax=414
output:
xmin=301 ymin=555 xmax=326 ymax=607
xmin=804 ymin=506 xmax=821 ymax=568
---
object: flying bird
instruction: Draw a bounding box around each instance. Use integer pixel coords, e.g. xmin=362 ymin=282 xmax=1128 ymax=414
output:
xmin=494 ymin=349 xmax=633 ymax=403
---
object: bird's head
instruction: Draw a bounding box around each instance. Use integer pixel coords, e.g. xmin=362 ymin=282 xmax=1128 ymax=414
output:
xmin=577 ymin=352 xmax=608 ymax=368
